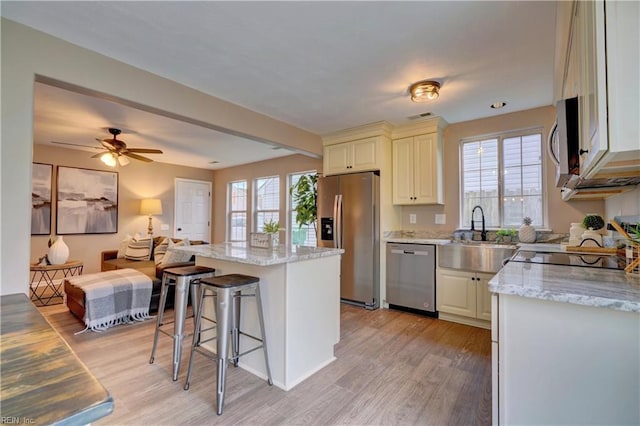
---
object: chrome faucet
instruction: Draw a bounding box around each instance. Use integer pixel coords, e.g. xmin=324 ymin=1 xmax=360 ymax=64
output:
xmin=470 ymin=205 xmax=487 ymax=241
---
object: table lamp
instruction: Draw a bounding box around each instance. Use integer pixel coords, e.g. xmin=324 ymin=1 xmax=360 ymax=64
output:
xmin=140 ymin=198 xmax=163 ymax=236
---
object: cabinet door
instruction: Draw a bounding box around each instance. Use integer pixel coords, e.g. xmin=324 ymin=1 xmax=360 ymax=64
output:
xmin=436 ymin=269 xmax=476 ymax=318
xmin=324 ymin=143 xmax=351 ymax=175
xmin=476 ymin=272 xmax=494 ymax=321
xmin=414 ymin=133 xmax=442 ymax=204
xmin=563 ymin=3 xmax=580 ymax=99
xmin=351 ymin=138 xmax=378 ymax=171
xmin=578 ymin=0 xmax=608 ymax=178
xmin=392 ymin=137 xmax=415 ymax=204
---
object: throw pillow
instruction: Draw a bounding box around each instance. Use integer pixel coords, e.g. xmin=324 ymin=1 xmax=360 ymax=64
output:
xmin=117 ymin=234 xmax=134 ymax=258
xmin=124 ymin=236 xmax=153 ymax=261
xmin=160 ymin=238 xmax=192 ymax=266
xmin=153 ymin=237 xmax=171 ymax=266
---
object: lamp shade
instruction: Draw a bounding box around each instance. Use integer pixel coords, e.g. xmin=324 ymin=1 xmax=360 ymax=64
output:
xmin=140 ymin=198 xmax=163 ymax=216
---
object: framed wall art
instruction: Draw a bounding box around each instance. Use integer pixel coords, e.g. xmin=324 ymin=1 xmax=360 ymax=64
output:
xmin=56 ymin=166 xmax=118 ymax=234
xmin=31 ymin=162 xmax=53 ymax=235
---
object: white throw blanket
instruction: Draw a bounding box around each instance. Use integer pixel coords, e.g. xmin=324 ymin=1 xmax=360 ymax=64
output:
xmin=67 ymin=268 xmax=152 ymax=333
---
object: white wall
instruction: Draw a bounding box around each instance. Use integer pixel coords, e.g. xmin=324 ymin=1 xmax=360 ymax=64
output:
xmin=605 ymin=185 xmax=640 ymax=219
xmin=1 ymin=18 xmax=322 ymax=296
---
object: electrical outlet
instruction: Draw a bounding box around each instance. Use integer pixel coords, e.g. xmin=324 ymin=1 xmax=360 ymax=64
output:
xmin=409 ymin=214 xmax=417 ymax=224
xmin=160 ymin=224 xmax=169 ymax=231
xmin=435 ymin=214 xmax=446 ymax=225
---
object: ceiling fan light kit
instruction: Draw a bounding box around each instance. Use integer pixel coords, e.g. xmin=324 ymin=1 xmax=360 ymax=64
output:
xmin=100 ymin=152 xmax=117 ymax=167
xmin=92 ymin=127 xmax=163 ymax=167
xmin=409 ymin=80 xmax=441 ymax=102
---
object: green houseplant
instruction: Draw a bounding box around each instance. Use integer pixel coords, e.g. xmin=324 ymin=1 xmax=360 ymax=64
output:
xmin=262 ymin=219 xmax=282 ymax=249
xmin=496 ymin=229 xmax=517 ymax=243
xmin=263 ymin=219 xmax=281 ymax=234
xmin=289 ymin=173 xmax=318 ymax=235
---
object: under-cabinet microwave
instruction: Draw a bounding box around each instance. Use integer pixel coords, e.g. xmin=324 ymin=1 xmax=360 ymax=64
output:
xmin=548 ymin=97 xmax=580 ymax=187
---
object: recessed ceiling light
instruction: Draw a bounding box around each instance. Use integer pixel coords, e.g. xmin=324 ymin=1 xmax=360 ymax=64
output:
xmin=490 ymin=101 xmax=507 ymax=109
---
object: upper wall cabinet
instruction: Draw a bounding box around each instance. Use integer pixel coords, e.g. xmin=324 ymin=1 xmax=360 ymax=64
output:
xmin=392 ymin=134 xmax=443 ymax=205
xmin=323 ymin=136 xmax=380 ymax=175
xmin=557 ymin=0 xmax=639 ymax=183
xmin=391 ymin=117 xmax=447 ymax=205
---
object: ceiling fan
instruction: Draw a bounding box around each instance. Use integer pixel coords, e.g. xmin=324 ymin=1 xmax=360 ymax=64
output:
xmin=51 ymin=127 xmax=163 ymax=166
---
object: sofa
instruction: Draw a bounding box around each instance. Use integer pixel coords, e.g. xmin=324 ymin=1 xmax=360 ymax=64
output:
xmin=65 ymin=236 xmax=206 ymax=320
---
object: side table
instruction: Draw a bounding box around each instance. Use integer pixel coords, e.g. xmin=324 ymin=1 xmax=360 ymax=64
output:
xmin=29 ymin=260 xmax=83 ymax=306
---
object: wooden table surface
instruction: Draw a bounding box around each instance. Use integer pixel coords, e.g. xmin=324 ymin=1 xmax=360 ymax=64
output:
xmin=0 ymin=293 xmax=113 ymax=425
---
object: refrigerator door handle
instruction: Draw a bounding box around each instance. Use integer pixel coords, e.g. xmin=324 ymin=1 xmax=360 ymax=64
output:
xmin=334 ymin=194 xmax=343 ymax=249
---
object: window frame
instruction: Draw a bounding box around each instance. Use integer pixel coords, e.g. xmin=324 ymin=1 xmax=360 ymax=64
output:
xmin=227 ymin=179 xmax=248 ymax=242
xmin=253 ymin=175 xmax=280 ymax=233
xmin=459 ymin=127 xmax=547 ymax=229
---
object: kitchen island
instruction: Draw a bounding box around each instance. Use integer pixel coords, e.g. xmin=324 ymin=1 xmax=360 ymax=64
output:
xmin=173 ymin=243 xmax=343 ymax=390
xmin=489 ymin=261 xmax=640 ymax=425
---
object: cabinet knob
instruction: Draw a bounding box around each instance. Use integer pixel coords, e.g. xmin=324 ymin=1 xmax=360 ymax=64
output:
xmin=579 ymin=149 xmax=589 ymax=155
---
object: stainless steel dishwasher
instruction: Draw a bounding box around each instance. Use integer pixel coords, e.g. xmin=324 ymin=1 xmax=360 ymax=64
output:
xmin=386 ymin=243 xmax=436 ymax=316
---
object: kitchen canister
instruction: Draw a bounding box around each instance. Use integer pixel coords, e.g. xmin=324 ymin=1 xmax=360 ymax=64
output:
xmin=48 ymin=236 xmax=70 ymax=264
xmin=580 ymin=229 xmax=603 ymax=247
xmin=569 ymin=223 xmax=585 ymax=246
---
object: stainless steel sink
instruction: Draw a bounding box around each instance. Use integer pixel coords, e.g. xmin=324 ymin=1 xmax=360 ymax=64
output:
xmin=437 ymin=242 xmax=516 ymax=274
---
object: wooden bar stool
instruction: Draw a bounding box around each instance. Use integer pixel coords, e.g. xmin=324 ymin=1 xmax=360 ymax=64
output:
xmin=184 ymin=273 xmax=273 ymax=415
xmin=149 ymin=265 xmax=216 ymax=380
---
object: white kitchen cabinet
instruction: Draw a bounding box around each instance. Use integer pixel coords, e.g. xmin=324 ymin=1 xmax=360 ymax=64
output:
xmin=436 ymin=268 xmax=492 ymax=328
xmin=323 ymin=136 xmax=379 ymax=175
xmin=558 ymin=0 xmax=639 ymax=182
xmin=577 ymin=0 xmax=608 ymax=177
xmin=494 ymin=293 xmax=639 ymax=425
xmin=392 ymin=133 xmax=443 ymax=205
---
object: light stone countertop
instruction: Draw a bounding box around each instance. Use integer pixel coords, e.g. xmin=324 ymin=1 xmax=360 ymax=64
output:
xmin=171 ymin=242 xmax=344 ymax=267
xmin=489 ymin=261 xmax=640 ymax=313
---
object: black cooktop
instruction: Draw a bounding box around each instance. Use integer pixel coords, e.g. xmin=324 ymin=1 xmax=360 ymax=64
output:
xmin=510 ymin=251 xmax=626 ymax=271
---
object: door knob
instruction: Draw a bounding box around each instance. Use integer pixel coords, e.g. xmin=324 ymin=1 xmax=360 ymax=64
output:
xmin=177 ymin=227 xmax=182 ymax=231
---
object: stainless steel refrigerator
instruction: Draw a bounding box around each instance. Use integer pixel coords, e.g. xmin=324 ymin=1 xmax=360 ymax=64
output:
xmin=317 ymin=171 xmax=380 ymax=309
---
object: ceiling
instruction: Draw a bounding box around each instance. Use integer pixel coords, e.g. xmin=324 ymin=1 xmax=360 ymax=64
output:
xmin=2 ymin=1 xmax=558 ymax=170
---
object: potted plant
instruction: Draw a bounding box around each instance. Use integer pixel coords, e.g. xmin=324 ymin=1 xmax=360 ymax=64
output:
xmin=289 ymin=173 xmax=318 ymax=241
xmin=263 ymin=219 xmax=282 ymax=249
xmin=496 ymin=229 xmax=517 ymax=243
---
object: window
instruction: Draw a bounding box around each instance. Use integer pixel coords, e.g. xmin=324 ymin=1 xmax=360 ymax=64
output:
xmin=460 ymin=130 xmax=544 ymax=228
xmin=254 ymin=176 xmax=280 ymax=232
xmin=288 ymin=171 xmax=317 ymax=246
xmin=227 ymin=180 xmax=247 ymax=241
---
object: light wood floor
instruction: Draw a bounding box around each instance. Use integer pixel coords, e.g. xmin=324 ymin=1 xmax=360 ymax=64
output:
xmin=38 ymin=303 xmax=491 ymax=425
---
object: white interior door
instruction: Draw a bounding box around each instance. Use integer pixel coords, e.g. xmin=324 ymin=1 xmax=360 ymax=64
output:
xmin=175 ymin=178 xmax=211 ymax=241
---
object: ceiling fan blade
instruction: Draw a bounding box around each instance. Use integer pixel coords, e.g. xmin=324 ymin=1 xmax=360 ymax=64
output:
xmin=51 ymin=141 xmax=103 ymax=150
xmin=124 ymin=152 xmax=154 ymax=162
xmin=126 ymin=148 xmax=163 ymax=154
xmin=99 ymin=138 xmax=116 ymax=150
xmin=91 ymin=151 xmax=109 ymax=158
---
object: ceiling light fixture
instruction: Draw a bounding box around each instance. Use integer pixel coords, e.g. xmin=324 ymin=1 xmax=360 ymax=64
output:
xmin=409 ymin=80 xmax=441 ymax=102
xmin=117 ymin=155 xmax=130 ymax=166
xmin=490 ymin=101 xmax=507 ymax=109
xmin=100 ymin=152 xmax=117 ymax=167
